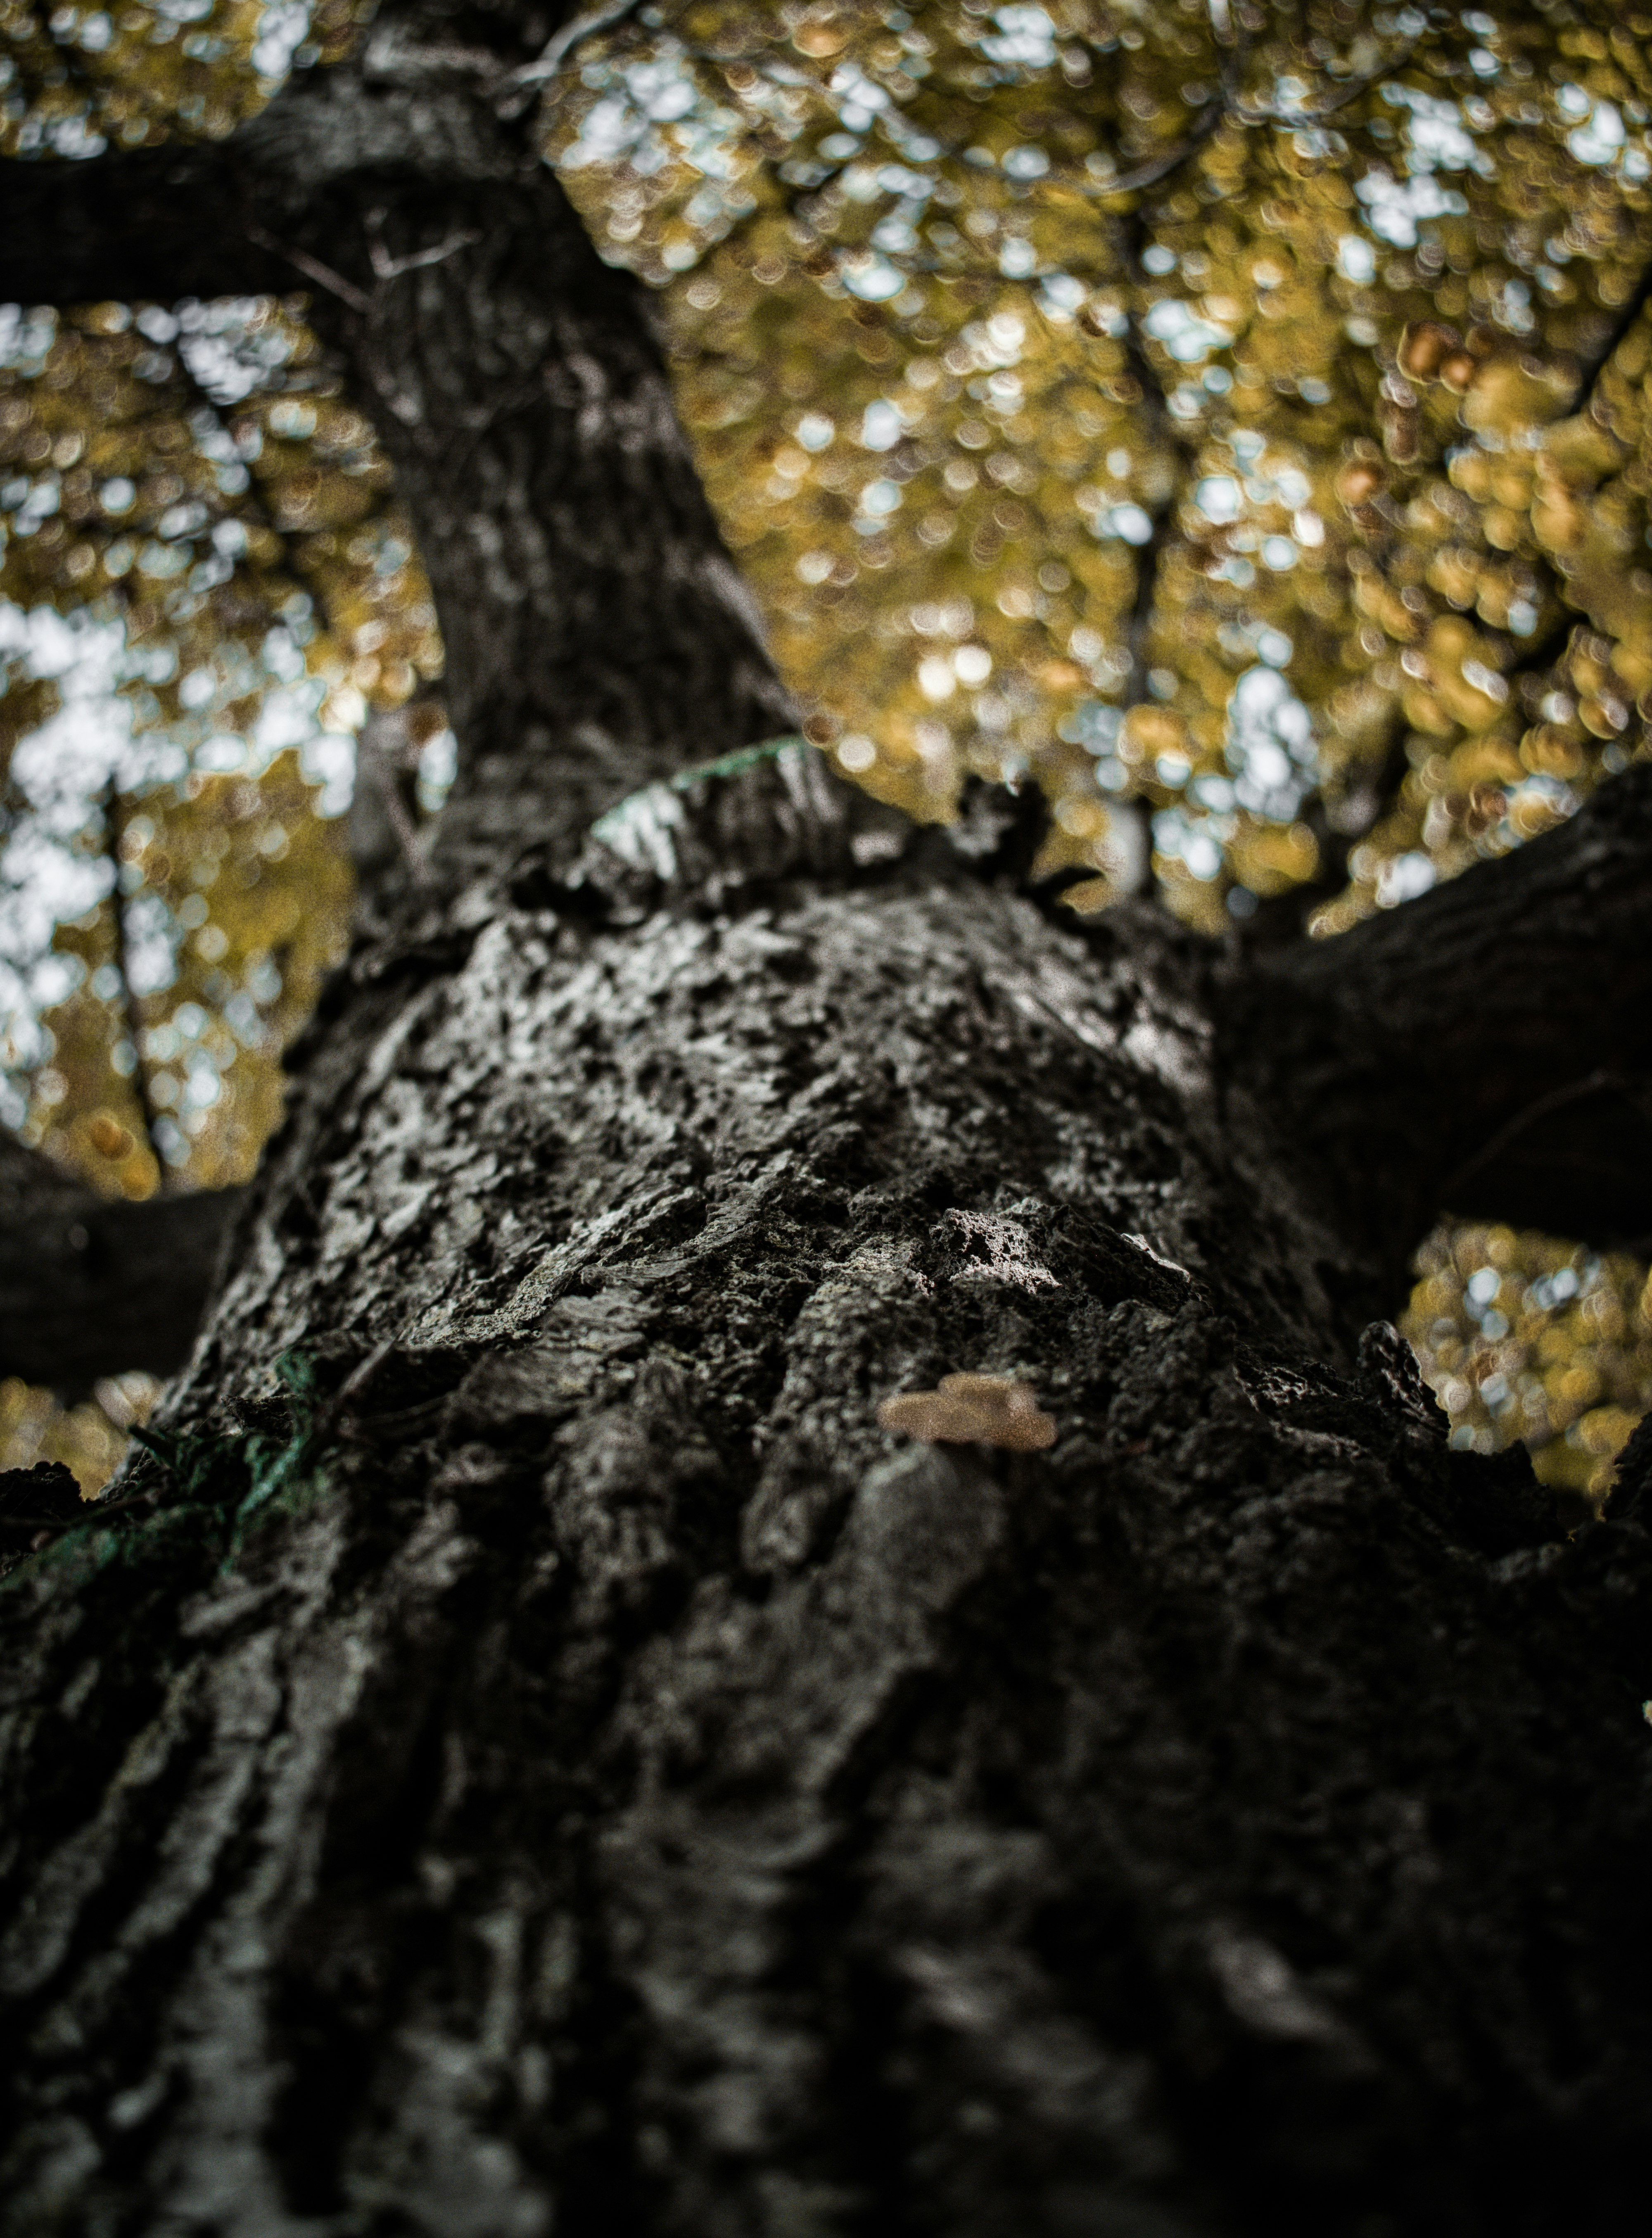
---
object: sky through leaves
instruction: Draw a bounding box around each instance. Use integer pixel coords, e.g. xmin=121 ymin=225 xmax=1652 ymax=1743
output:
xmin=1 ymin=0 xmax=1649 ymax=1498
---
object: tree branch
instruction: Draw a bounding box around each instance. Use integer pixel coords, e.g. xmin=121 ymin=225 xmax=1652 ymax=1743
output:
xmin=0 ymin=142 xmax=280 ymax=306
xmin=1 ymin=2 xmax=792 ymax=883
xmin=1235 ymin=767 xmax=1652 ymax=1300
xmin=0 ymin=0 xmax=530 ymax=306
xmin=495 ymin=0 xmax=646 ymax=114
xmin=0 ymin=1133 xmax=242 ymax=1395
xmin=1573 ymin=248 xmax=1652 ymax=415
xmin=103 ymin=782 xmax=167 ymax=1181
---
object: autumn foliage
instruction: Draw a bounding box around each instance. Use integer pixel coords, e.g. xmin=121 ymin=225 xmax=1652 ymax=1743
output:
xmin=1 ymin=0 xmax=1648 ymax=1492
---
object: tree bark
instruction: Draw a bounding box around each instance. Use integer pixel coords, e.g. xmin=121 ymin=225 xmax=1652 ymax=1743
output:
xmin=4 ymin=17 xmax=1652 ymax=2236
xmin=0 ymin=1134 xmax=240 ymax=1395
xmin=5 ymin=751 xmax=1652 ymax=2236
xmin=1238 ymin=767 xmax=1652 ymax=1269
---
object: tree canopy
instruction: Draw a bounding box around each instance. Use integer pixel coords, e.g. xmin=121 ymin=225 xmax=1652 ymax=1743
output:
xmin=1 ymin=0 xmax=1649 ymax=1494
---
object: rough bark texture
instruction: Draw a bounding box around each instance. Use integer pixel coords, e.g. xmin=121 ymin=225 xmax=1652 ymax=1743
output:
xmin=3 ymin=751 xmax=1652 ymax=2237
xmin=4 ymin=12 xmax=1652 ymax=2236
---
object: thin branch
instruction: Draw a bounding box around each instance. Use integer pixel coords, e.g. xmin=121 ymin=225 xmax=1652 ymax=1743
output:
xmin=244 ymin=224 xmax=373 ymax=316
xmin=103 ymin=781 xmax=167 ymax=1186
xmin=1244 ymin=764 xmax=1652 ymax=1281
xmin=1223 ymin=34 xmax=1420 ymax=129
xmin=1086 ymin=99 xmax=1228 ymax=202
xmin=1441 ymin=1068 xmax=1633 ymax=1205
xmin=1087 ymin=15 xmax=1419 ymax=202
xmin=1572 ymin=242 xmax=1652 ymax=415
xmin=0 ymin=1144 xmax=244 ymax=1395
xmin=1113 ymin=297 xmax=1187 ymax=712
xmin=365 ymin=210 xmax=482 ymax=284
xmin=244 ymin=218 xmax=465 ymax=450
xmin=297 ymin=1319 xmax=413 ymax=1466
xmin=496 ymin=0 xmax=648 ymax=114
xmin=355 ymin=709 xmax=435 ymax=887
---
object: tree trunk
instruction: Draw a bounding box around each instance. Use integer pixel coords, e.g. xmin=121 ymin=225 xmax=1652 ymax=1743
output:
xmin=5 ymin=17 xmax=1652 ymax=2236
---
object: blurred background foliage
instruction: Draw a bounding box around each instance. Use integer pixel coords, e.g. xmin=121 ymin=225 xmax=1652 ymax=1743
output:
xmin=1 ymin=0 xmax=1647 ymax=1499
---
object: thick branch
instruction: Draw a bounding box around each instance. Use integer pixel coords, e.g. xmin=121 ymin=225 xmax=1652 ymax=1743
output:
xmin=283 ymin=157 xmax=794 ymax=877
xmin=0 ymin=1135 xmax=241 ymax=1394
xmin=496 ymin=0 xmax=646 ymax=111
xmin=0 ymin=142 xmax=282 ymax=304
xmin=1238 ymin=766 xmax=1652 ymax=1294
xmin=0 ymin=5 xmax=791 ymax=873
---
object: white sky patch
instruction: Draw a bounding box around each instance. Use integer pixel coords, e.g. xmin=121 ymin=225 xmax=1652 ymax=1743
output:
xmin=417 ymin=727 xmax=458 ymax=818
xmin=1153 ymin=807 xmax=1225 ymax=882
xmin=1141 ymin=298 xmax=1233 ymax=365
xmin=1194 ymin=475 xmax=1241 ymax=525
xmin=175 ymin=296 xmax=300 ymax=406
xmin=963 ymin=312 xmax=1025 ymax=368
xmin=1353 ymin=81 xmax=1483 ymax=250
xmin=978 ymin=5 xmax=1058 ymax=68
xmin=1385 ymin=83 xmax=1482 ymax=173
xmin=826 ymin=58 xmax=892 ymax=136
xmin=871 ymin=212 xmax=919 ymax=256
xmin=251 ymin=0 xmax=310 ymax=82
xmin=300 ymin=732 xmax=357 ymax=817
xmin=1557 ymin=85 xmax=1627 ymax=167
xmin=853 ymin=477 xmax=903 ymax=532
xmin=1355 ymin=169 xmax=1467 ymax=249
xmin=1095 ymin=501 xmax=1154 ymax=545
xmin=560 ymin=48 xmax=746 ymax=191
xmin=0 ymin=605 xmax=130 ymax=1077
xmin=1377 ymin=850 xmax=1436 ymax=907
xmin=0 ymin=304 xmax=56 ymax=374
xmin=1039 ymin=272 xmax=1085 ymax=319
xmin=843 ymin=256 xmax=905 ymax=301
xmin=1225 ymin=664 xmax=1318 ymax=822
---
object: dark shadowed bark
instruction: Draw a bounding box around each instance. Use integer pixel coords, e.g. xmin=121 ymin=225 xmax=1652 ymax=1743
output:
xmin=3 ymin=11 xmax=1652 ymax=2235
xmin=1237 ymin=770 xmax=1652 ymax=1289
xmin=0 ymin=1133 xmax=240 ymax=1395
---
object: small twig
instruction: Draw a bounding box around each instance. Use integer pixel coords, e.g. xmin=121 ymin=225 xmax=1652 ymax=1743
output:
xmin=1225 ymin=36 xmax=1420 ymax=128
xmin=246 ymin=220 xmax=449 ymax=447
xmin=365 ymin=210 xmax=482 ymax=285
xmin=1442 ymin=1069 xmax=1632 ymax=1204
xmin=297 ymin=1329 xmax=404 ymax=1464
xmin=1573 ymin=245 xmax=1652 ymax=414
xmin=246 ymin=223 xmax=373 ymax=316
xmin=1088 ymin=100 xmax=1227 ymax=201
xmin=337 ymin=1395 xmax=448 ymax=1441
xmin=1087 ymin=17 xmax=1418 ymax=202
xmin=103 ymin=780 xmax=169 ymax=1183
xmin=496 ymin=0 xmax=647 ymax=114
xmin=357 ymin=709 xmax=435 ymax=886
